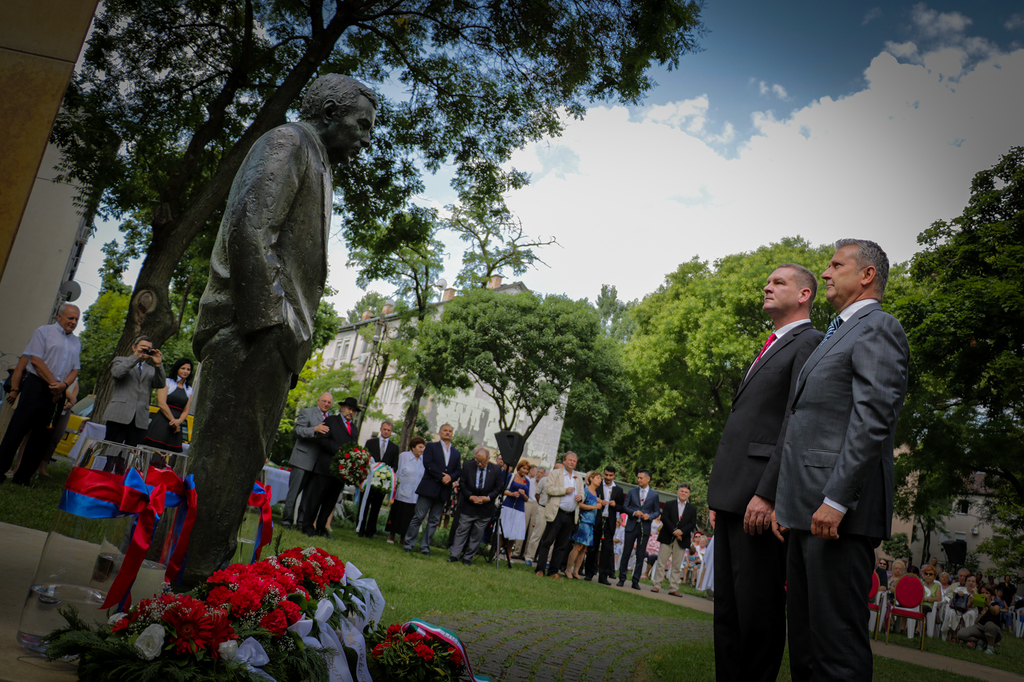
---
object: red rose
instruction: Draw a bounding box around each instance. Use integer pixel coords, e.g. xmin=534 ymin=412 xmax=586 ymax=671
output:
xmin=228 ymin=589 xmax=262 ymax=617
xmin=448 ymin=645 xmax=463 ymax=667
xmin=372 ymin=643 xmax=385 ymax=658
xmin=386 ymin=624 xmax=402 ymax=636
xmin=259 ymin=609 xmax=289 ymax=638
xmin=345 ymin=453 xmax=350 ymax=459
xmin=278 ymin=600 xmax=302 ymax=625
xmin=205 ymin=586 xmax=233 ymax=607
xmin=414 ymin=643 xmax=435 ymax=661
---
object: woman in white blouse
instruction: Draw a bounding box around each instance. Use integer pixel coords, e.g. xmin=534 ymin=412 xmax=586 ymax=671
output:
xmin=385 ymin=436 xmax=426 ymax=544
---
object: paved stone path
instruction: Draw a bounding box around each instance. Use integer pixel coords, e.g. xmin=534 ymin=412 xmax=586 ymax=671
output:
xmin=431 ymin=609 xmax=710 ymax=682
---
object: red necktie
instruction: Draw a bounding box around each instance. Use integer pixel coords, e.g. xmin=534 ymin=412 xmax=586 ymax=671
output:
xmin=345 ymin=420 xmax=352 ymax=435
xmin=753 ymin=332 xmax=776 ymax=366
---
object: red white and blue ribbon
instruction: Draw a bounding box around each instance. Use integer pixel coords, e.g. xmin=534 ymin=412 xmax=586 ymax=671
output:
xmin=247 ymin=481 xmax=273 ymax=563
xmin=59 ymin=467 xmax=166 ymax=609
xmin=404 ymin=618 xmax=491 ymax=682
xmin=145 ymin=467 xmax=197 ymax=584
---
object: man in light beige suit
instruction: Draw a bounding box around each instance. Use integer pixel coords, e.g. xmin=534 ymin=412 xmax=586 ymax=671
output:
xmin=534 ymin=452 xmax=584 ymax=578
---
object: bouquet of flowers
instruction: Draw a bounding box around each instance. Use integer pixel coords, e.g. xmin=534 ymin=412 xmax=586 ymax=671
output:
xmin=370 ymin=462 xmax=396 ymax=501
xmin=367 ymin=623 xmax=466 ymax=682
xmin=332 ymin=443 xmax=370 ymax=485
xmin=44 ymin=547 xmax=364 ymax=682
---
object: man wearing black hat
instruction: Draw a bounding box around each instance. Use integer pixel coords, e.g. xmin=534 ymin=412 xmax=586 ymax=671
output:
xmin=301 ymin=396 xmax=361 ymax=537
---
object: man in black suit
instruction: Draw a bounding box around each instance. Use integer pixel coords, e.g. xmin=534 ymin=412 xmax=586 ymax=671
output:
xmin=585 ymin=466 xmax=625 ymax=584
xmin=403 ymin=423 xmax=461 ymax=555
xmin=706 ymin=263 xmax=823 ymax=682
xmin=775 ymin=240 xmax=909 ymax=681
xmin=447 ymin=447 xmax=502 ymax=564
xmin=301 ymin=397 xmax=360 ymax=538
xmin=617 ymin=469 xmax=661 ymax=589
xmin=357 ymin=419 xmax=400 ymax=538
xmin=651 ymin=484 xmax=698 ymax=596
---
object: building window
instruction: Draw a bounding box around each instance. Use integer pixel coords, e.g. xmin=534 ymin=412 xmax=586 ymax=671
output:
xmin=341 ymin=339 xmax=351 ymax=362
xmin=955 ymin=500 xmax=970 ymax=515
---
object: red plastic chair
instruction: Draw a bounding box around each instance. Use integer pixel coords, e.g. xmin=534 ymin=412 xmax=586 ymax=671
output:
xmin=885 ymin=574 xmax=927 ymax=650
xmin=867 ymin=571 xmax=882 ymax=639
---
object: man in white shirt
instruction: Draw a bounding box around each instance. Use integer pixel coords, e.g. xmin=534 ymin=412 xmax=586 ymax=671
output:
xmin=0 ymin=304 xmax=81 ymax=486
xmin=617 ymin=469 xmax=662 ymax=588
xmin=523 ymin=466 xmax=549 ymax=566
xmin=651 ymin=484 xmax=697 ymax=596
xmin=534 ymin=453 xmax=583 ymax=578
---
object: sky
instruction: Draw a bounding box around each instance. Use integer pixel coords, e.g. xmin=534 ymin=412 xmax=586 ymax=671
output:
xmin=73 ymin=1 xmax=1024 ymax=323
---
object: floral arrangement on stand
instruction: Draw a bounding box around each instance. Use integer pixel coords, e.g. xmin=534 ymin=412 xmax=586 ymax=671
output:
xmin=369 ymin=463 xmax=395 ymax=500
xmin=44 ymin=547 xmax=383 ymax=682
xmin=332 ymin=444 xmax=370 ymax=486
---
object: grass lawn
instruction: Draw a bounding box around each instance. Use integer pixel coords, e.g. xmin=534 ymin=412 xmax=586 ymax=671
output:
xmin=2 ymin=475 xmax=1013 ymax=681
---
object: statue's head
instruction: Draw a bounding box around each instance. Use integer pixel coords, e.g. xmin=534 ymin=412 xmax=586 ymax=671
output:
xmin=300 ymin=74 xmax=379 ymax=165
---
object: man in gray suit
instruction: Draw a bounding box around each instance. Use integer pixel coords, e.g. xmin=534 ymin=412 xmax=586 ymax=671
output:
xmin=707 ymin=264 xmax=823 ymax=682
xmin=281 ymin=392 xmax=333 ymax=527
xmin=105 ymin=336 xmax=165 ymax=446
xmin=184 ymin=74 xmax=378 ymax=583
xmin=775 ymin=239 xmax=910 ymax=682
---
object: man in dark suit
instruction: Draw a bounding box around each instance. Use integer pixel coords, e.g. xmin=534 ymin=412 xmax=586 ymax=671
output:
xmin=403 ymin=423 xmax=461 ymax=555
xmin=651 ymin=484 xmax=698 ymax=596
xmin=584 ymin=465 xmax=625 ymax=584
xmin=617 ymin=469 xmax=662 ymax=589
xmin=706 ymin=263 xmax=823 ymax=682
xmin=775 ymin=240 xmax=909 ymax=682
xmin=357 ymin=419 xmax=400 ymax=538
xmin=301 ymin=396 xmax=361 ymax=538
xmin=447 ymin=446 xmax=502 ymax=564
xmin=282 ymin=393 xmax=333 ymax=527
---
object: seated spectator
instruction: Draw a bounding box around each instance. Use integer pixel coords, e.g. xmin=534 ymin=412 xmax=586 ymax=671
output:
xmin=957 ymin=586 xmax=1002 ymax=653
xmin=886 ymin=560 xmax=908 ymax=633
xmin=874 ymin=557 xmax=890 ymax=599
xmin=641 ymin=517 xmax=662 ymax=579
xmin=681 ymin=544 xmax=701 ymax=587
xmin=941 ymin=574 xmax=979 ymax=640
xmin=920 ymin=565 xmax=941 ymax=636
xmin=612 ymin=513 xmax=625 ymax=570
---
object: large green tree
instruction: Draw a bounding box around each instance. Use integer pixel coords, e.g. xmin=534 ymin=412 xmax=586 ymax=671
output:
xmin=618 ymin=238 xmax=835 ymax=486
xmin=891 ymin=146 xmax=1024 ymax=510
xmin=416 ymin=288 xmax=612 ymax=443
xmin=55 ymin=0 xmax=704 ymax=421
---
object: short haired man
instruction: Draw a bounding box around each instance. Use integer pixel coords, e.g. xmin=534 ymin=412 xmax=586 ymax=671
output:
xmin=706 ymin=263 xmax=822 ymax=681
xmin=585 ymin=465 xmax=625 ymax=585
xmin=775 ymin=240 xmax=909 ymax=681
xmin=0 ymin=304 xmax=81 ymax=486
xmin=535 ymin=453 xmax=584 ymax=578
xmin=404 ymin=424 xmax=461 ymax=555
xmin=281 ymin=393 xmax=333 ymax=527
xmin=105 ymin=336 xmax=166 ymax=446
xmin=357 ymin=419 xmax=400 ymax=538
xmin=651 ymin=484 xmax=698 ymax=596
xmin=301 ymin=396 xmax=360 ymax=538
xmin=617 ymin=469 xmax=662 ymax=589
xmin=522 ymin=466 xmax=549 ymax=566
xmin=184 ymin=74 xmax=377 ymax=582
xmin=448 ymin=447 xmax=502 ymax=564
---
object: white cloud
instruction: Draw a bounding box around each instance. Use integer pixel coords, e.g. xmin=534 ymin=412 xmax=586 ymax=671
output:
xmin=496 ymin=45 xmax=1024 ymax=303
xmin=757 ymin=80 xmax=789 ymax=100
xmin=863 ymin=7 xmax=883 ymax=26
xmin=1006 ymin=13 xmax=1024 ymax=31
xmin=911 ymin=3 xmax=972 ymax=39
xmin=646 ymin=96 xmax=736 ymax=145
xmin=884 ymin=41 xmax=919 ymax=61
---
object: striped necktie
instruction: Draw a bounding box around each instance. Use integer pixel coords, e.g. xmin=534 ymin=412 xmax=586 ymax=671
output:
xmin=818 ymin=316 xmax=844 ymax=348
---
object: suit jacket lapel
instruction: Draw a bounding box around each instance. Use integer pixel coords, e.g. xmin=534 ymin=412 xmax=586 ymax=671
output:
xmin=734 ymin=322 xmax=812 ymax=401
xmin=793 ymin=303 xmax=881 ymax=404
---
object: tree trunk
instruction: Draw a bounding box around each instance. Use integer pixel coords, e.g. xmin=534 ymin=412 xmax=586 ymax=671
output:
xmin=400 ymin=383 xmax=426 ymax=451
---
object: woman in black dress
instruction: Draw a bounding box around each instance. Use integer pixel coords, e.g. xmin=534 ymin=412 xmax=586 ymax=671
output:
xmin=143 ymin=358 xmax=193 ymax=452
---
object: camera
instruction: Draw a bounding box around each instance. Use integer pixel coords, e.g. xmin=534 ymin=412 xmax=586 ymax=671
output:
xmin=143 ymin=348 xmax=156 ymax=356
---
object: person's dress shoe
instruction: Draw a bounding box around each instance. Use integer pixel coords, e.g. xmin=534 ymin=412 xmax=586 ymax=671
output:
xmin=302 ymin=527 xmax=316 ymax=538
xmin=668 ymin=591 xmax=683 ymax=597
xmin=631 ymin=582 xmax=641 ymax=590
xmin=549 ymin=573 xmax=562 ymax=580
xmin=536 ymin=571 xmax=545 ymax=577
xmin=420 ymin=548 xmax=431 ymax=556
xmin=598 ymin=577 xmax=612 ymax=586
xmin=447 ymin=556 xmax=459 ymax=563
xmin=403 ymin=546 xmax=412 ymax=553
xmin=616 ymin=579 xmax=625 ymax=587
xmin=462 ymin=559 xmax=472 ymax=566
xmin=650 ymin=587 xmax=660 ymax=593
xmin=524 ymin=559 xmax=532 ymax=567
xmin=316 ymin=529 xmax=332 ymax=539
xmin=281 ymin=520 xmax=293 ymax=528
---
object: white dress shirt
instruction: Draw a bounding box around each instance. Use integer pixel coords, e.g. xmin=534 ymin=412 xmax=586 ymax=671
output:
xmin=558 ymin=470 xmax=577 ymax=512
xmin=23 ymin=323 xmax=80 ymax=380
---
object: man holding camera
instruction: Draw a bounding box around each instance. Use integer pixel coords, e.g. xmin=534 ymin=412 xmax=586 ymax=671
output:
xmin=105 ymin=335 xmax=165 ymax=446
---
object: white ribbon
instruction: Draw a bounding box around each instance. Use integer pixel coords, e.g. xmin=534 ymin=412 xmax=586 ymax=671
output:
xmin=236 ymin=637 xmax=277 ymax=681
xmin=344 ymin=562 xmax=386 ymax=631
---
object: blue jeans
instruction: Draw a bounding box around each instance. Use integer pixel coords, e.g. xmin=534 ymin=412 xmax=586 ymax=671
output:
xmin=404 ymin=495 xmax=445 ymax=551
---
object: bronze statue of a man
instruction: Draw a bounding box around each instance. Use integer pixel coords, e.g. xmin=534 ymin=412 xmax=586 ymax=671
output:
xmin=184 ymin=74 xmax=377 ymax=584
